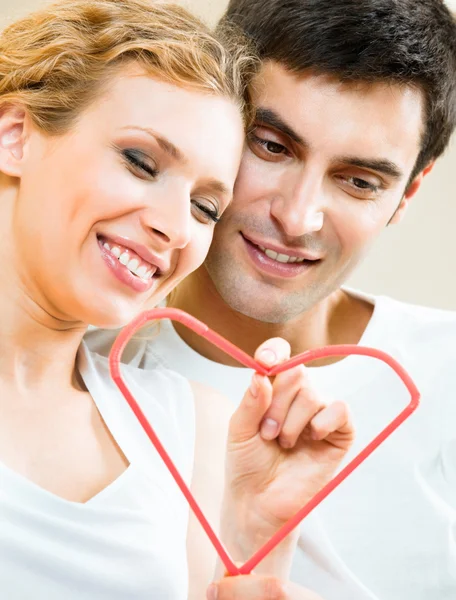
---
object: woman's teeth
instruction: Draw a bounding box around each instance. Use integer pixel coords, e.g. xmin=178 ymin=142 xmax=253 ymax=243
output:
xmin=103 ymin=242 xmax=154 ymax=279
xmin=258 ymin=245 xmax=306 ymax=264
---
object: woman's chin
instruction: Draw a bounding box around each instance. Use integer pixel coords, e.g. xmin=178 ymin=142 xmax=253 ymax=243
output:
xmin=70 ymin=280 xmax=164 ymax=330
xmin=81 ymin=303 xmax=147 ymax=331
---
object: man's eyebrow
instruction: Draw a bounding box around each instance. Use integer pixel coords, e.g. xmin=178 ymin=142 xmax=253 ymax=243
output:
xmin=337 ymin=157 xmax=404 ymax=179
xmin=254 ymin=109 xmax=405 ymax=180
xmin=121 ymin=125 xmax=187 ymax=163
xmin=254 ymin=107 xmax=307 ymax=146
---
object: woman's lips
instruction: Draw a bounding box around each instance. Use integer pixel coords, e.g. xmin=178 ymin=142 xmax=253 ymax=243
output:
xmin=97 ymin=236 xmax=156 ymax=293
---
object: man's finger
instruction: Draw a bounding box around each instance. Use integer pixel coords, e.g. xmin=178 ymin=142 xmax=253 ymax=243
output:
xmin=254 ymin=337 xmax=291 ymax=368
xmin=278 ymin=385 xmax=326 ymax=448
xmin=260 ymin=365 xmax=322 ymax=442
xmin=309 ymin=400 xmax=354 ymax=445
xmin=228 ymin=374 xmax=272 ymax=443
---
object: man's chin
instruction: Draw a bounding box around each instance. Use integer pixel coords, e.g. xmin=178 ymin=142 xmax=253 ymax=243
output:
xmin=216 ymin=286 xmax=313 ymax=324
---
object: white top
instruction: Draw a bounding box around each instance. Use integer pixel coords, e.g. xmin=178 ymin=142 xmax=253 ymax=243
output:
xmin=90 ymin=290 xmax=456 ymax=600
xmin=0 ymin=342 xmax=195 ymax=600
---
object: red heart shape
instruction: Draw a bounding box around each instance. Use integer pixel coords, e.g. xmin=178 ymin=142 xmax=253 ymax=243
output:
xmin=109 ymin=307 xmax=420 ymax=576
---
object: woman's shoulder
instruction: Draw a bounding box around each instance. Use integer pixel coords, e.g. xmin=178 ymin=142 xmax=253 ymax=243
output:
xmin=189 ymin=381 xmax=235 ymax=488
xmin=84 ymin=325 xmax=187 ymax=383
xmin=191 ymin=381 xmax=233 ymax=437
xmin=82 ymin=331 xmax=194 ymax=417
xmin=79 ymin=335 xmax=196 ymax=477
xmin=82 ymin=328 xmax=238 ymax=483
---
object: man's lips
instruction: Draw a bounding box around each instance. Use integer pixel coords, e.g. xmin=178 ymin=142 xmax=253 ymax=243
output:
xmin=242 ymin=233 xmax=323 ymax=262
xmin=242 ymin=235 xmax=321 ymax=279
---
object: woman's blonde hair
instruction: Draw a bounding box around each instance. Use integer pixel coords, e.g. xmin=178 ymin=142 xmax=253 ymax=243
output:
xmin=0 ymin=0 xmax=257 ymax=134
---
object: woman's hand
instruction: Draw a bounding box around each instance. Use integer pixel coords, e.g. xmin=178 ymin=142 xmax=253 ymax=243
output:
xmin=222 ymin=338 xmax=355 ymax=572
xmin=207 ymin=576 xmax=323 ymax=600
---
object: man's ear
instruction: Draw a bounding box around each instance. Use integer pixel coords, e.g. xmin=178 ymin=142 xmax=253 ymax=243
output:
xmin=389 ymin=161 xmax=435 ymax=225
xmin=0 ymin=106 xmax=29 ymax=178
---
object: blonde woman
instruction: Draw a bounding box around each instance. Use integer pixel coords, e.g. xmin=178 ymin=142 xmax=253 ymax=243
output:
xmin=0 ymin=1 xmax=353 ymax=599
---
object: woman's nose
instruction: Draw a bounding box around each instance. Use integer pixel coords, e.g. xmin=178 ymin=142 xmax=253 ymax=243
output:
xmin=140 ymin=189 xmax=192 ymax=250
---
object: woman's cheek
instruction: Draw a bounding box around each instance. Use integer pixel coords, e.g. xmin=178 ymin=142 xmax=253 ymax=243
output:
xmin=174 ymin=227 xmax=214 ymax=282
xmin=193 ymin=228 xmax=215 ymax=270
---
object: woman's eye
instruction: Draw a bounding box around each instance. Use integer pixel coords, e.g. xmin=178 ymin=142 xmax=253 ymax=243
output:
xmin=191 ymin=200 xmax=220 ymax=224
xmin=122 ymin=148 xmax=159 ymax=178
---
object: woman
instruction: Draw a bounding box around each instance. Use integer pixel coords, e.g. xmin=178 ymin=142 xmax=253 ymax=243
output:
xmin=0 ymin=1 xmax=353 ymax=599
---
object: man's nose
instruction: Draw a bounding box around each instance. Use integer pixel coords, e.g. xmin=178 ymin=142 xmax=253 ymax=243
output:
xmin=270 ymin=170 xmax=324 ymax=238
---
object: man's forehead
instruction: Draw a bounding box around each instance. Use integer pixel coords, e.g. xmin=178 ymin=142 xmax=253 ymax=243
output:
xmin=252 ymin=61 xmax=425 ymax=172
xmin=253 ymin=60 xmax=425 ymax=111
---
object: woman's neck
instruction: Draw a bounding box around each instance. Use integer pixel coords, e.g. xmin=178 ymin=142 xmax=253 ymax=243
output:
xmin=0 ymin=271 xmax=86 ymax=394
xmin=0 ymin=187 xmax=86 ymax=394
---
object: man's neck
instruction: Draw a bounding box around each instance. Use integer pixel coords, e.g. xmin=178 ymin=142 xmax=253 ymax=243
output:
xmin=168 ymin=267 xmax=374 ymax=366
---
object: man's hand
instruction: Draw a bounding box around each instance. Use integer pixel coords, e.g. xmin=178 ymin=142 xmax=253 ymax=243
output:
xmin=222 ymin=337 xmax=354 ymax=567
xmin=207 ymin=576 xmax=323 ymax=600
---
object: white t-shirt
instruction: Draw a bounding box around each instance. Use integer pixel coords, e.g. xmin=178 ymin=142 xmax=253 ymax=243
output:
xmin=0 ymin=341 xmax=195 ymax=600
xmin=120 ymin=290 xmax=455 ymax=600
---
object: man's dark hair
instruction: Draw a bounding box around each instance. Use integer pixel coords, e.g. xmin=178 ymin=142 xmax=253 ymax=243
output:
xmin=221 ymin=0 xmax=456 ymax=182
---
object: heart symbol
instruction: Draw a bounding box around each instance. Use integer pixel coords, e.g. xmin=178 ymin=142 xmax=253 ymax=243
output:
xmin=109 ymin=307 xmax=420 ymax=576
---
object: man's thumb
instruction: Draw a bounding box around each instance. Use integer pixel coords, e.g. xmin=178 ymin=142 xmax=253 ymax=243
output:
xmin=228 ymin=374 xmax=272 ymax=443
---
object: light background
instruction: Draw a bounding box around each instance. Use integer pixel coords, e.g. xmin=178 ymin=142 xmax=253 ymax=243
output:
xmin=1 ymin=0 xmax=454 ymax=310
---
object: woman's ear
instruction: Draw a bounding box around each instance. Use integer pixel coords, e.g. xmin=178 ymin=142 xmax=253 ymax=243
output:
xmin=0 ymin=106 xmax=29 ymax=178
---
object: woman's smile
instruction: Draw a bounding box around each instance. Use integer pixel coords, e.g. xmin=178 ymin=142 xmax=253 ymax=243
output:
xmin=97 ymin=234 xmax=161 ymax=293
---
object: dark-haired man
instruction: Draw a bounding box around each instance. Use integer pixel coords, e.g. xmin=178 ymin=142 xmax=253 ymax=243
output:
xmin=145 ymin=1 xmax=456 ymax=599
xmin=87 ymin=1 xmax=456 ymax=598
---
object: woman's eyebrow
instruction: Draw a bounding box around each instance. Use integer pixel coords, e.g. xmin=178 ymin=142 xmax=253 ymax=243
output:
xmin=121 ymin=126 xmax=232 ymax=199
xmin=202 ymin=177 xmax=232 ymax=200
xmin=121 ymin=125 xmax=188 ymax=163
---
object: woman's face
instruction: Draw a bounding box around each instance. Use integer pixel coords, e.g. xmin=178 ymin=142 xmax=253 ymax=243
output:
xmin=3 ymin=65 xmax=244 ymax=327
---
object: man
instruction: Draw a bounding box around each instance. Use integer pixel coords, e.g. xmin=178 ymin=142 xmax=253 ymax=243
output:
xmin=143 ymin=0 xmax=456 ymax=599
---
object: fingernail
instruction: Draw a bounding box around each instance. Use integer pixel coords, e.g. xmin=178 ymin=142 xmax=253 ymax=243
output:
xmin=250 ymin=374 xmax=260 ymax=397
xmin=207 ymin=583 xmax=218 ymax=600
xmin=261 ymin=417 xmax=279 ymax=439
xmin=259 ymin=348 xmax=276 ymax=366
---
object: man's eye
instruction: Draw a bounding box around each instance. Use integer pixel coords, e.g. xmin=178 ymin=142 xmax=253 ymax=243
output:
xmin=250 ymin=133 xmax=287 ymax=155
xmin=264 ymin=140 xmax=286 ymax=154
xmin=122 ymin=148 xmax=159 ymax=178
xmin=348 ymin=177 xmax=379 ymax=192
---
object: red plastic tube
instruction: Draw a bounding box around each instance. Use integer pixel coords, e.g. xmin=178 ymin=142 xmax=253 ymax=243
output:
xmin=109 ymin=308 xmax=420 ymax=576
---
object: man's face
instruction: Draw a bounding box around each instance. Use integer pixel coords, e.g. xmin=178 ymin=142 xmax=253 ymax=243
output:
xmin=203 ymin=62 xmax=426 ymax=323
